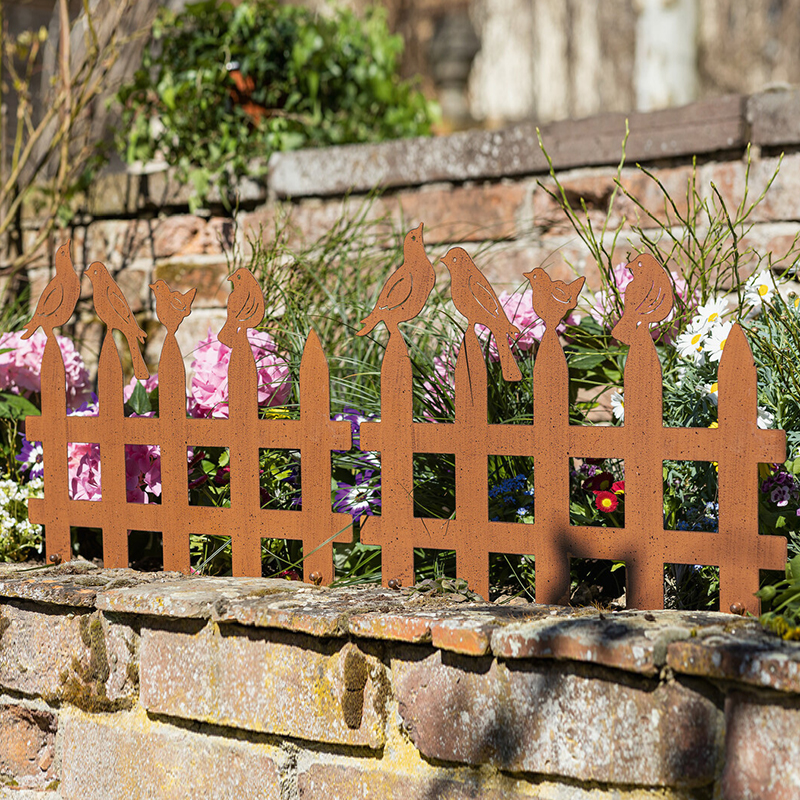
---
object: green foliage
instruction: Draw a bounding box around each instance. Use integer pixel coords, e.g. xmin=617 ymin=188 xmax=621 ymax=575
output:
xmin=116 ymin=0 xmax=436 ymax=210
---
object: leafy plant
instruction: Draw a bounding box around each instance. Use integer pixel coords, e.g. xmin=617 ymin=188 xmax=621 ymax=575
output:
xmin=116 ymin=0 xmax=436 ymax=210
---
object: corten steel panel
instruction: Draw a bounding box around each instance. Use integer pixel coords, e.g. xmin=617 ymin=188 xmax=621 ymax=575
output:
xmin=25 ymin=234 xmax=787 ymax=612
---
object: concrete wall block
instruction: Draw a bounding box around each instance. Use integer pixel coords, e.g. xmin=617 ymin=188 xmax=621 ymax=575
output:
xmin=140 ymin=623 xmax=388 ymax=748
xmin=0 ymin=703 xmax=57 ymax=790
xmin=394 ymin=650 xmax=722 ymax=787
xmin=59 ymin=710 xmax=281 ymax=800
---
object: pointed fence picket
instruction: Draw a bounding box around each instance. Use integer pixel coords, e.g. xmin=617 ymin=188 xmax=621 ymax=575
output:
xmin=24 ymin=231 xmax=787 ymax=613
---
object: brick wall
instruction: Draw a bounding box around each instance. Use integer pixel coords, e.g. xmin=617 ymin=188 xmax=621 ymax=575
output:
xmin=1 ymin=562 xmax=800 ymax=798
xmin=21 ymin=88 xmax=800 ymax=378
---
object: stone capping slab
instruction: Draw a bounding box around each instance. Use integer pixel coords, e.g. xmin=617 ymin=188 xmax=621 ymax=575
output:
xmin=668 ymin=625 xmax=800 ymax=694
xmin=6 ymin=569 xmax=800 ymax=690
xmin=268 ymin=93 xmax=762 ymax=198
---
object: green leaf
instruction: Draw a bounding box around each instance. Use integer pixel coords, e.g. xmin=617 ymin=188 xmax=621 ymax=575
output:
xmin=126 ymin=381 xmax=152 ymax=415
xmin=0 ymin=392 xmax=41 ymax=420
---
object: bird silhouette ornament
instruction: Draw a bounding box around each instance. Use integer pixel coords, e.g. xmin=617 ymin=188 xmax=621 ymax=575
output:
xmin=150 ymin=280 xmax=196 ymax=336
xmin=610 ymin=254 xmax=673 ymax=345
xmin=218 ymin=267 xmax=265 ymax=347
xmin=357 ymin=223 xmax=434 ymax=339
xmin=442 ymin=246 xmax=522 ymax=382
xmin=524 ymin=268 xmax=585 ymax=331
xmin=85 ymin=261 xmax=149 ymax=380
xmin=22 ymin=240 xmax=80 ymax=340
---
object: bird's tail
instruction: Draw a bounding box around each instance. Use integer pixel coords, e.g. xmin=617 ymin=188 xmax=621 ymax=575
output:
xmin=128 ymin=338 xmax=150 ymax=380
xmin=496 ymin=334 xmax=522 ymax=382
xmin=356 ymin=314 xmax=378 ymax=337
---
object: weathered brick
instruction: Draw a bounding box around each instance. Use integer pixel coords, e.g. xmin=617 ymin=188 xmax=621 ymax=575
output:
xmin=0 ymin=704 xmax=57 ymax=789
xmin=152 ymin=216 xmax=234 ymax=258
xmin=667 ymin=623 xmax=800 ymax=694
xmin=395 ymin=650 xmax=722 ymax=786
xmin=140 ymin=623 xmax=387 ymax=747
xmin=720 ymin=691 xmax=800 ymax=800
xmin=0 ymin=604 xmax=136 ymax=707
xmin=152 ymin=257 xmax=230 ymax=308
xmin=59 ymin=710 xmax=281 ymax=800
xmin=388 ymin=183 xmax=528 ymax=244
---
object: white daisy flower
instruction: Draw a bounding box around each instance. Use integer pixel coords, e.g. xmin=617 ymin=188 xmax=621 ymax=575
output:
xmin=694 ymin=297 xmax=728 ymax=329
xmin=675 ymin=319 xmax=708 ymax=363
xmin=757 ymin=406 xmax=775 ymax=430
xmin=704 ymin=381 xmax=719 ymax=406
xmin=744 ymin=270 xmax=777 ymax=309
xmin=704 ymin=321 xmax=734 ymax=362
xmin=610 ymin=392 xmax=624 ymax=422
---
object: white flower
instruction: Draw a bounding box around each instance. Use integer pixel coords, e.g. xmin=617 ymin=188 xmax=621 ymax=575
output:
xmin=610 ymin=392 xmax=624 ymax=422
xmin=704 ymin=381 xmax=719 ymax=406
xmin=694 ymin=297 xmax=728 ymax=329
xmin=757 ymin=406 xmax=775 ymax=430
xmin=704 ymin=321 xmax=734 ymax=362
xmin=744 ymin=270 xmax=777 ymax=309
xmin=675 ymin=319 xmax=708 ymax=363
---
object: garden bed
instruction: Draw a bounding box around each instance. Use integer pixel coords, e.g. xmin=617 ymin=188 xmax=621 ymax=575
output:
xmin=1 ymin=561 xmax=799 ymax=799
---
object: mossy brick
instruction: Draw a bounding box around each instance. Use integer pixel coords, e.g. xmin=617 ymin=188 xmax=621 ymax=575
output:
xmin=0 ymin=704 xmax=57 ymax=790
xmin=58 ymin=710 xmax=281 ymax=800
xmin=721 ymin=691 xmax=800 ymax=800
xmin=0 ymin=605 xmax=136 ymax=707
xmin=139 ymin=623 xmax=387 ymax=748
xmin=394 ymin=650 xmax=723 ymax=787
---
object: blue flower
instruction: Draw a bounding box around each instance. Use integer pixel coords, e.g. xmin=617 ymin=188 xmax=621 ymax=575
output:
xmin=16 ymin=435 xmax=43 ymax=479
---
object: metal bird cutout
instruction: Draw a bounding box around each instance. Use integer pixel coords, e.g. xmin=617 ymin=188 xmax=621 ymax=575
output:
xmin=442 ymin=246 xmax=522 ymax=381
xmin=218 ymin=267 xmax=265 ymax=346
xmin=610 ymin=254 xmax=673 ymax=344
xmin=357 ymin=222 xmax=434 ymax=338
xmin=21 ymin=240 xmax=80 ymax=340
xmin=150 ymin=280 xmax=197 ymax=336
xmin=524 ymin=268 xmax=585 ymax=330
xmin=85 ymin=260 xmax=149 ymax=380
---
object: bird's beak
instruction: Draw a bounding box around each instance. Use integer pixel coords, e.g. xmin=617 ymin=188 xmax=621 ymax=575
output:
xmin=522 ymin=270 xmax=533 ymax=279
xmin=416 ymin=222 xmax=424 ymax=233
xmin=148 ymin=284 xmax=156 ymax=291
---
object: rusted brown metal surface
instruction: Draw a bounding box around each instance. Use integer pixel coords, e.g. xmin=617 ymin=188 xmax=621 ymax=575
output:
xmin=25 ymin=236 xmax=786 ymax=613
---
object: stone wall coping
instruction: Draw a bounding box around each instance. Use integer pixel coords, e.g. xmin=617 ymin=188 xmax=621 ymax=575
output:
xmin=79 ymin=88 xmax=800 ymax=218
xmin=2 ymin=565 xmax=799 ymax=693
xmin=268 ymin=89 xmax=800 ymax=199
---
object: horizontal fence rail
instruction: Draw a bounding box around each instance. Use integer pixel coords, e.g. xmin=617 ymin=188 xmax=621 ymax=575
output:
xmin=24 ymin=229 xmax=786 ymax=612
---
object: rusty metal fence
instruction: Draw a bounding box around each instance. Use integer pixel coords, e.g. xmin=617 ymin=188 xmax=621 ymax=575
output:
xmin=24 ymin=232 xmax=787 ymax=613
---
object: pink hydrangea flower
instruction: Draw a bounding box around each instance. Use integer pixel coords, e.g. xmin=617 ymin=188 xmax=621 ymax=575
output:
xmin=189 ymin=327 xmax=291 ymax=418
xmin=0 ymin=331 xmax=91 ymax=408
xmin=123 ymin=374 xmax=159 ymax=402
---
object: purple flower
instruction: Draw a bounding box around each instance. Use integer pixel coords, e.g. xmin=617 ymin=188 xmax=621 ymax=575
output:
xmin=16 ymin=435 xmax=44 ymax=479
xmin=333 ymin=407 xmax=375 ymax=449
xmin=771 ymin=486 xmax=791 ymax=507
xmin=333 ymin=470 xmax=381 ymax=517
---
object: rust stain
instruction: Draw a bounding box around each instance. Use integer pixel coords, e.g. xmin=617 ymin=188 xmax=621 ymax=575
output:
xmin=23 ymin=239 xmax=785 ymax=612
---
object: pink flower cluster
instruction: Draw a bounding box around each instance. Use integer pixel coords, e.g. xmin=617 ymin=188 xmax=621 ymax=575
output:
xmin=21 ymin=327 xmax=291 ymax=505
xmin=189 ymin=328 xmax=291 ymax=418
xmin=0 ymin=331 xmax=91 ymax=408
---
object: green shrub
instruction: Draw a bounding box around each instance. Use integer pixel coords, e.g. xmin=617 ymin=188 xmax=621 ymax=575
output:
xmin=115 ymin=0 xmax=436 ymax=209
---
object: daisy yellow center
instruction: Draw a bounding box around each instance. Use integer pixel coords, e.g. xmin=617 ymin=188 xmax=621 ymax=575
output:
xmin=691 ymin=333 xmax=702 ymax=345
xmin=708 ymin=312 xmax=718 ymax=322
xmin=758 ymin=284 xmax=769 ymax=296
xmin=720 ymin=338 xmax=727 ymax=351
xmin=599 ymin=497 xmax=613 ymax=510
xmin=710 ymin=382 xmax=718 ymax=393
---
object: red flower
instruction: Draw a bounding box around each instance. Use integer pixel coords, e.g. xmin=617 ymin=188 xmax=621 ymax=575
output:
xmin=612 ymin=480 xmax=625 ymax=495
xmin=584 ymin=471 xmax=615 ymax=493
xmin=595 ymin=491 xmax=619 ymax=513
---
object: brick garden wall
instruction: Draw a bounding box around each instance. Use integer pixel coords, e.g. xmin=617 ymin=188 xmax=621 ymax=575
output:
xmin=23 ymin=88 xmax=800 ymax=378
xmin=1 ymin=562 xmax=800 ymax=798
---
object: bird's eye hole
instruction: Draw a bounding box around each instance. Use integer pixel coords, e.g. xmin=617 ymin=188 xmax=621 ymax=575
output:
xmin=411 ymin=236 xmax=416 ymax=241
xmin=638 ymin=261 xmax=643 ymax=267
